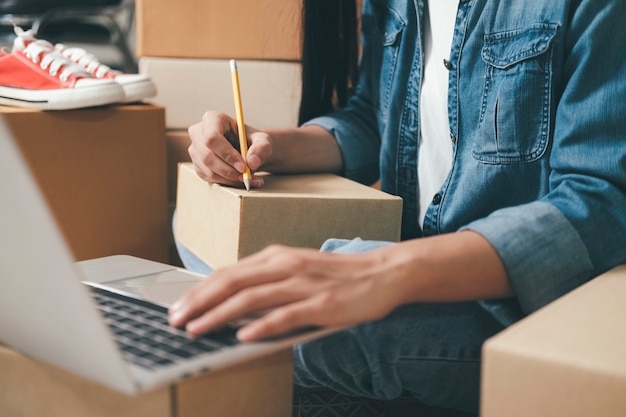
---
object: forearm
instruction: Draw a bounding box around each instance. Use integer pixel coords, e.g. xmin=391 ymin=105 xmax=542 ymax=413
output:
xmin=261 ymin=125 xmax=343 ymax=174
xmin=377 ymin=231 xmax=514 ymax=305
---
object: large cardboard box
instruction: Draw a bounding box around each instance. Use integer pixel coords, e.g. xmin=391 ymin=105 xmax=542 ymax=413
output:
xmin=135 ymin=0 xmax=302 ymax=60
xmin=140 ymin=57 xmax=301 ymax=130
xmin=0 ymin=344 xmax=292 ymax=417
xmin=1 ymin=104 xmax=169 ymax=263
xmin=175 ymin=162 xmax=403 ymax=269
xmin=481 ymin=265 xmax=626 ymax=417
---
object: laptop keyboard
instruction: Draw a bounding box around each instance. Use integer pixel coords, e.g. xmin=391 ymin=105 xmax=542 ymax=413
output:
xmin=89 ymin=286 xmax=240 ymax=370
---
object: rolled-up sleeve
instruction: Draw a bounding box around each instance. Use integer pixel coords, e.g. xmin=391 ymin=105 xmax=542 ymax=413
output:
xmin=304 ymin=106 xmax=381 ymax=185
xmin=464 ymin=0 xmax=626 ymax=314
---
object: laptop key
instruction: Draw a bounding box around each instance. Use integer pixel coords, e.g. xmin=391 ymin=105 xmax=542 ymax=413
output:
xmin=89 ymin=286 xmax=241 ymax=370
xmin=121 ymin=345 xmax=150 ymax=357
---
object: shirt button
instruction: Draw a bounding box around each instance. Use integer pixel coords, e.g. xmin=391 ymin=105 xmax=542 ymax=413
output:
xmin=443 ymin=59 xmax=453 ymax=70
xmin=450 ymin=133 xmax=457 ymax=144
xmin=432 ymin=193 xmax=442 ymax=205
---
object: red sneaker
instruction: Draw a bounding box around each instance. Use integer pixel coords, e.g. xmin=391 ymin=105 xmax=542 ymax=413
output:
xmin=56 ymin=44 xmax=157 ymax=103
xmin=0 ymin=27 xmax=125 ymax=110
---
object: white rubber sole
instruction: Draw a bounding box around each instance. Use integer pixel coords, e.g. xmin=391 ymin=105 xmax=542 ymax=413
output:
xmin=0 ymin=80 xmax=125 ymax=110
xmin=115 ymin=75 xmax=157 ymax=103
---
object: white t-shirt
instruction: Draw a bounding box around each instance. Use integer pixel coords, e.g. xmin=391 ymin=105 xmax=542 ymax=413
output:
xmin=418 ymin=1 xmax=457 ymax=227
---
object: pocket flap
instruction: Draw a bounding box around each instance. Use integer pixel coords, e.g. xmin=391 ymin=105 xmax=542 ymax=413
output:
xmin=362 ymin=1 xmax=405 ymax=46
xmin=482 ymin=23 xmax=558 ymax=69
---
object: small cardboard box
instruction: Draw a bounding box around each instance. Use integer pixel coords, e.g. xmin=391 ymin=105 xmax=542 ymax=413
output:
xmin=481 ymin=265 xmax=626 ymax=417
xmin=135 ymin=0 xmax=302 ymax=60
xmin=140 ymin=57 xmax=301 ymax=130
xmin=175 ymin=162 xmax=403 ymax=269
xmin=0 ymin=344 xmax=292 ymax=417
xmin=1 ymin=104 xmax=169 ymax=263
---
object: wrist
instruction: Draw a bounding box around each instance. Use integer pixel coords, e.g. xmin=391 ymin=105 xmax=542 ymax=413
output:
xmin=263 ymin=126 xmax=342 ymax=173
xmin=374 ymin=232 xmax=513 ymax=306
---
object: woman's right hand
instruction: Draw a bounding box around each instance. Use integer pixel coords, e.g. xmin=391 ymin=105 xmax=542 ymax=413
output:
xmin=187 ymin=111 xmax=272 ymax=189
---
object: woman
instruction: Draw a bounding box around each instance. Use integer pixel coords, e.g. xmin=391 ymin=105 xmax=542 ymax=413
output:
xmin=170 ymin=0 xmax=626 ymax=414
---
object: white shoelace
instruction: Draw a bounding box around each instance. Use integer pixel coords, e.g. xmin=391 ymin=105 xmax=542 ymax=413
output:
xmin=13 ymin=26 xmax=91 ymax=82
xmin=56 ymin=45 xmax=114 ymax=79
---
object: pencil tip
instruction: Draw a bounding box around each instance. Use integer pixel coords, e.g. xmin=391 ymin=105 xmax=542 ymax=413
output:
xmin=244 ymin=178 xmax=251 ymax=192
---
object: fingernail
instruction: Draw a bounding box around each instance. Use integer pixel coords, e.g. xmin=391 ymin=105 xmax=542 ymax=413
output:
xmin=237 ymin=326 xmax=255 ymax=342
xmin=186 ymin=320 xmax=205 ymax=336
xmin=168 ymin=309 xmax=185 ymax=326
xmin=234 ymin=162 xmax=245 ymax=173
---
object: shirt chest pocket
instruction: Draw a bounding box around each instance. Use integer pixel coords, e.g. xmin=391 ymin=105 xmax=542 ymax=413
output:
xmin=472 ymin=23 xmax=559 ymax=164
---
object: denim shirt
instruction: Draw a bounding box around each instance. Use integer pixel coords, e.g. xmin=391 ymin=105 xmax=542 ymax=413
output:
xmin=306 ymin=0 xmax=626 ymax=316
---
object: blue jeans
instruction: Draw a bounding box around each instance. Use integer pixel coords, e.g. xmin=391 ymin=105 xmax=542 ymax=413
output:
xmin=175 ymin=237 xmax=520 ymax=414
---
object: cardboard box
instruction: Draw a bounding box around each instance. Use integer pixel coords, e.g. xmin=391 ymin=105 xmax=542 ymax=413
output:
xmin=166 ymin=130 xmax=192 ymax=265
xmin=135 ymin=0 xmax=302 ymax=60
xmin=175 ymin=162 xmax=403 ymax=269
xmin=166 ymin=129 xmax=192 ymax=203
xmin=1 ymin=104 xmax=169 ymax=263
xmin=140 ymin=57 xmax=301 ymax=130
xmin=481 ymin=265 xmax=626 ymax=417
xmin=0 ymin=344 xmax=292 ymax=417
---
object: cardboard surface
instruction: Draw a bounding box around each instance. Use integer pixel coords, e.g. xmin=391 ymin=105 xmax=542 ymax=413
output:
xmin=175 ymin=163 xmax=403 ymax=269
xmin=166 ymin=129 xmax=192 ymax=203
xmin=481 ymin=264 xmax=626 ymax=417
xmin=135 ymin=0 xmax=302 ymax=60
xmin=0 ymin=344 xmax=292 ymax=417
xmin=166 ymin=130 xmax=192 ymax=265
xmin=1 ymin=104 xmax=169 ymax=262
xmin=176 ymin=348 xmax=293 ymax=417
xmin=140 ymin=57 xmax=301 ymax=130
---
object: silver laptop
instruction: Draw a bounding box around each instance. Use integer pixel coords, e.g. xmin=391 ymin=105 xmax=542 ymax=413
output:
xmin=0 ymin=118 xmax=337 ymax=395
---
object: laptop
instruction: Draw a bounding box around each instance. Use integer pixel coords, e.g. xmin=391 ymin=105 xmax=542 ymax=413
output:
xmin=0 ymin=118 xmax=338 ymax=395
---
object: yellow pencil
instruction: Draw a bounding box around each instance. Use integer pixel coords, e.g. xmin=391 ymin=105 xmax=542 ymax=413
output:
xmin=229 ymin=59 xmax=252 ymax=191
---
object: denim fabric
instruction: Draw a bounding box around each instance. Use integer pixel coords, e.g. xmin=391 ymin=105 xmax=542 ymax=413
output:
xmin=293 ymin=302 xmax=504 ymax=414
xmin=171 ymin=212 xmax=213 ymax=275
xmin=292 ymin=385 xmax=476 ymax=417
xmin=174 ymin=239 xmax=213 ymax=275
xmin=293 ymin=238 xmax=519 ymax=414
xmin=305 ymin=0 xmax=626 ymax=316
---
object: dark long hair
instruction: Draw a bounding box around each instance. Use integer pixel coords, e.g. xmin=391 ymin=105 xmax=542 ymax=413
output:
xmin=299 ymin=0 xmax=360 ymax=125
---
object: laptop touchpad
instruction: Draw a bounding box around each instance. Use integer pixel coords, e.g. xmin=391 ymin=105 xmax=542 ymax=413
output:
xmin=103 ymin=270 xmax=203 ymax=307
